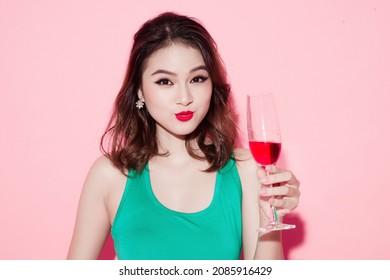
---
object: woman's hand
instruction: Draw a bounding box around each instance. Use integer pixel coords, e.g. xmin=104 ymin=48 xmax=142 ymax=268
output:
xmin=257 ymin=165 xmax=300 ymax=220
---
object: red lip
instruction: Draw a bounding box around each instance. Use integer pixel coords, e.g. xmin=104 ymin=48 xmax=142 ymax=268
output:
xmin=175 ymin=111 xmax=194 ymax=122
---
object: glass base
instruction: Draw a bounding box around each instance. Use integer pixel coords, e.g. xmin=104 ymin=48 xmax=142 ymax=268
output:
xmin=257 ymin=222 xmax=296 ymax=233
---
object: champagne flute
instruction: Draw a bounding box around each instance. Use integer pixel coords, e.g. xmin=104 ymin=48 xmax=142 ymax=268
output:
xmin=247 ymin=93 xmax=296 ymax=233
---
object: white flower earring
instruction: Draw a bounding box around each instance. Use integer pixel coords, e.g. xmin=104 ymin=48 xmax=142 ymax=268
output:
xmin=136 ymin=98 xmax=145 ymax=109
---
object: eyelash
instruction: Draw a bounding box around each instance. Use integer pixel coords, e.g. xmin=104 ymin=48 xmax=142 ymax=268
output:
xmin=191 ymin=75 xmax=209 ymax=83
xmin=154 ymin=75 xmax=209 ymax=86
xmin=155 ymin=79 xmax=172 ymax=86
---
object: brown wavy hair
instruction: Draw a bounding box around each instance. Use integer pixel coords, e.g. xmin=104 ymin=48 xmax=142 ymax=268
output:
xmin=101 ymin=12 xmax=238 ymax=174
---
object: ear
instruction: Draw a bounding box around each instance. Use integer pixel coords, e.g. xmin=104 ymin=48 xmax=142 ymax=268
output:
xmin=137 ymin=88 xmax=144 ymax=100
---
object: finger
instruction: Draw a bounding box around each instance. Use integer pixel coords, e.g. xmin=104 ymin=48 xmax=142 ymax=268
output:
xmin=261 ymin=185 xmax=300 ymax=197
xmin=270 ymin=197 xmax=299 ymax=211
xmin=265 ymin=165 xmax=292 ymax=174
xmin=276 ymin=208 xmax=293 ymax=217
xmin=262 ymin=171 xmax=300 ymax=188
xmin=261 ymin=171 xmax=292 ymax=185
xmin=256 ymin=165 xmax=267 ymax=179
xmin=265 ymin=165 xmax=281 ymax=174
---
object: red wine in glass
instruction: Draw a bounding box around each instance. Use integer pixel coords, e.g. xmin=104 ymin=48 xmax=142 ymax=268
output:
xmin=247 ymin=94 xmax=295 ymax=233
xmin=249 ymin=141 xmax=281 ymax=166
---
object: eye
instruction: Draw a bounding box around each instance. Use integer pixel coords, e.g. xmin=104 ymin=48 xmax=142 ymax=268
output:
xmin=155 ymin=78 xmax=173 ymax=86
xmin=191 ymin=75 xmax=209 ymax=83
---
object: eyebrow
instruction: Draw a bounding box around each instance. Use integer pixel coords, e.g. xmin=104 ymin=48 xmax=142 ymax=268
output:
xmin=151 ymin=65 xmax=208 ymax=76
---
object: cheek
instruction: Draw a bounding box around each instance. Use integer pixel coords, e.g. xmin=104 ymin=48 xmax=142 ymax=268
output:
xmin=140 ymin=82 xmax=153 ymax=100
xmin=204 ymin=87 xmax=213 ymax=108
xmin=141 ymin=84 xmax=165 ymax=106
xmin=197 ymin=90 xmax=212 ymax=116
xmin=195 ymin=83 xmax=212 ymax=101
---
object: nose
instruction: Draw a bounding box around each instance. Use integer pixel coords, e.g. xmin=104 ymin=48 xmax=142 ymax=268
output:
xmin=176 ymin=84 xmax=193 ymax=106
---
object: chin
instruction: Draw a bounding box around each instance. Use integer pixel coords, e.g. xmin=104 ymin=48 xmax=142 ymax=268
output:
xmin=174 ymin=128 xmax=198 ymax=137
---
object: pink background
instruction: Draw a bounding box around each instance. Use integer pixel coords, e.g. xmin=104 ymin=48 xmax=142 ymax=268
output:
xmin=1 ymin=0 xmax=389 ymax=259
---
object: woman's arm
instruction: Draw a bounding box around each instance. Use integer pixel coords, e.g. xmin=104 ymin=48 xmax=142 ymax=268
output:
xmin=67 ymin=156 xmax=121 ymax=259
xmin=235 ymin=149 xmax=300 ymax=260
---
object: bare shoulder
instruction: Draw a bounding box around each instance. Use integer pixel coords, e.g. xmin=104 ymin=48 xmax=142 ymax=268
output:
xmin=83 ymin=155 xmax=127 ymax=197
xmin=233 ymin=148 xmax=252 ymax=161
xmin=233 ymin=148 xmax=260 ymax=192
xmin=233 ymin=148 xmax=257 ymax=174
xmin=87 ymin=156 xmax=125 ymax=180
xmin=67 ymin=156 xmax=125 ymax=259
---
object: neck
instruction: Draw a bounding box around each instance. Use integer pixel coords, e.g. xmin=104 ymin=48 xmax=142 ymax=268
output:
xmin=154 ymin=129 xmax=203 ymax=165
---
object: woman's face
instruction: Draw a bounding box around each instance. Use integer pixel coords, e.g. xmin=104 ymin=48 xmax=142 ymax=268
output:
xmin=139 ymin=43 xmax=212 ymax=140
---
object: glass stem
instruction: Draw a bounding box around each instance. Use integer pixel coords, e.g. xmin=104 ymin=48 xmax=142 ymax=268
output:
xmin=266 ymin=169 xmax=278 ymax=223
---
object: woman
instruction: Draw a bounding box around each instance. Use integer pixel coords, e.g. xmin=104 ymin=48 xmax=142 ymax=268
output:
xmin=67 ymin=12 xmax=300 ymax=260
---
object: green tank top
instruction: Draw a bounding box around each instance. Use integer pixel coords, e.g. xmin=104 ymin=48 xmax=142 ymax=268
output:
xmin=111 ymin=158 xmax=242 ymax=260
